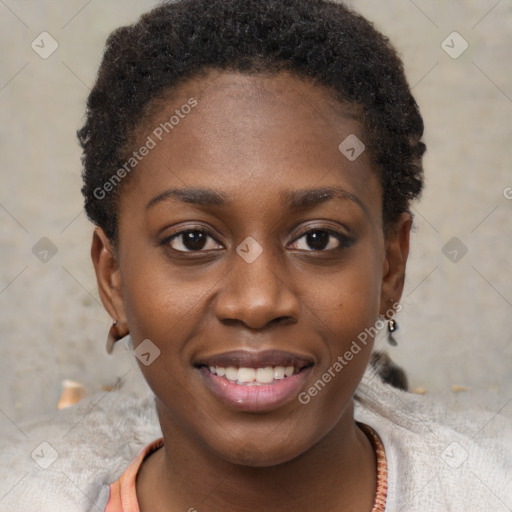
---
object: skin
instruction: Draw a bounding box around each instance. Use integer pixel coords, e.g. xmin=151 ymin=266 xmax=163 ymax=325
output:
xmin=92 ymin=70 xmax=411 ymax=511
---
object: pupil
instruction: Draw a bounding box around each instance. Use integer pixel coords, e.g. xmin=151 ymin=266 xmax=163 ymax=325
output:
xmin=307 ymin=231 xmax=328 ymax=250
xmin=184 ymin=231 xmax=206 ymax=250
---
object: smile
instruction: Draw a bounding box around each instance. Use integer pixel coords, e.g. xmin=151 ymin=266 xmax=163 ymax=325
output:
xmin=208 ymin=365 xmax=298 ymax=385
xmin=195 ymin=350 xmax=314 ymax=412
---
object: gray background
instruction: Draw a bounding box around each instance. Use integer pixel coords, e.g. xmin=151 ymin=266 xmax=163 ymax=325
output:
xmin=1 ymin=0 xmax=511 ymax=430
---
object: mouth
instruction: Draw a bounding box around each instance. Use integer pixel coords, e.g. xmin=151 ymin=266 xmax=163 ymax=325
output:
xmin=207 ymin=364 xmax=302 ymax=385
xmin=194 ymin=350 xmax=314 ymax=412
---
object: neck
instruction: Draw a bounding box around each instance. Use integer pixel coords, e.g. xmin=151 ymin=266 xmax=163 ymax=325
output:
xmin=137 ymin=400 xmax=377 ymax=512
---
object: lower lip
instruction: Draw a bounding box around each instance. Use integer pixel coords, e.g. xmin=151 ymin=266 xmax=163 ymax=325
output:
xmin=199 ymin=366 xmax=312 ymax=412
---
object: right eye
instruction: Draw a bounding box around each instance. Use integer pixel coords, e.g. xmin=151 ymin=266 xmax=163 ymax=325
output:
xmin=163 ymin=229 xmax=223 ymax=252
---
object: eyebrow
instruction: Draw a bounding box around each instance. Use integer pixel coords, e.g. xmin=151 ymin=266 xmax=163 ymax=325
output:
xmin=281 ymin=186 xmax=367 ymax=215
xmin=146 ymin=185 xmax=368 ymax=216
xmin=146 ymin=187 xmax=227 ymax=210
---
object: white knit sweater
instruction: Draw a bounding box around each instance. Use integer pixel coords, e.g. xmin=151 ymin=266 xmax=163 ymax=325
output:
xmin=1 ymin=366 xmax=511 ymax=511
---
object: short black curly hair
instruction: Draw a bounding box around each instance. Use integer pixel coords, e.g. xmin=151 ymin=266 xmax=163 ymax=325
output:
xmin=78 ymin=0 xmax=425 ymax=242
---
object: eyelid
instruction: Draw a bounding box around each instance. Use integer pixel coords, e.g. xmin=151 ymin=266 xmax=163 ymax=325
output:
xmin=292 ymin=222 xmax=351 ymax=238
xmin=291 ymin=221 xmax=352 ymax=240
xmin=161 ymin=225 xmax=224 ymax=250
xmin=289 ymin=225 xmax=354 ymax=250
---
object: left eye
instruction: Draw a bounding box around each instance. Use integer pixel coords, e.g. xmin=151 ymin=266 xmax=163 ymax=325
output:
xmin=290 ymin=229 xmax=351 ymax=251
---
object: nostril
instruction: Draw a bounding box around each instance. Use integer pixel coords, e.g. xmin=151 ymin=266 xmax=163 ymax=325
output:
xmin=270 ymin=315 xmax=297 ymax=326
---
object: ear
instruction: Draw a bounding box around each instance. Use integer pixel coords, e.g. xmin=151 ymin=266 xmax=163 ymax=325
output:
xmin=91 ymin=226 xmax=127 ymax=327
xmin=379 ymin=212 xmax=412 ymax=316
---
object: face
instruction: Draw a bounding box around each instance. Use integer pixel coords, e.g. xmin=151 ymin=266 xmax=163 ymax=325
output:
xmin=93 ymin=70 xmax=410 ymax=466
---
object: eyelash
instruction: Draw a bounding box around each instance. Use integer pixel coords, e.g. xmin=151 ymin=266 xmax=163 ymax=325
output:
xmin=161 ymin=226 xmax=354 ymax=253
xmin=292 ymin=227 xmax=354 ymax=251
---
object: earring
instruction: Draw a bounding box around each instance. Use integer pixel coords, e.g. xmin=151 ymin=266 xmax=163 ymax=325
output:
xmin=106 ymin=320 xmax=120 ymax=354
xmin=387 ymin=318 xmax=398 ymax=346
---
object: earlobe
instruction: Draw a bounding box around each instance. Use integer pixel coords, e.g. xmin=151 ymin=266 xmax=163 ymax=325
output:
xmin=106 ymin=320 xmax=129 ymax=354
xmin=91 ymin=226 xmax=128 ymax=329
xmin=379 ymin=212 xmax=412 ymax=316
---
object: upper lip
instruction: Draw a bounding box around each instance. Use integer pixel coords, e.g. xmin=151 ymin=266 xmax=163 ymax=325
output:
xmin=195 ymin=349 xmax=315 ymax=369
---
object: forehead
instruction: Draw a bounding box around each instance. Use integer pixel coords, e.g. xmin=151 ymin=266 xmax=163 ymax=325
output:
xmin=120 ymin=70 xmax=381 ymax=220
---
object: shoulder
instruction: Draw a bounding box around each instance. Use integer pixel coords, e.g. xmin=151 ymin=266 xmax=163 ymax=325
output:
xmin=355 ymin=366 xmax=512 ymax=511
xmin=0 ymin=386 xmax=161 ymax=512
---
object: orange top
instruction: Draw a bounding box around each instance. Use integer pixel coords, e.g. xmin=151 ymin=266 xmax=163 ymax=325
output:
xmin=105 ymin=424 xmax=387 ymax=511
xmin=105 ymin=437 xmax=164 ymax=512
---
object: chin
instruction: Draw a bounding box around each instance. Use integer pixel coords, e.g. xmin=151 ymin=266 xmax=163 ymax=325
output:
xmin=218 ymin=441 xmax=307 ymax=468
xmin=204 ymin=420 xmax=322 ymax=468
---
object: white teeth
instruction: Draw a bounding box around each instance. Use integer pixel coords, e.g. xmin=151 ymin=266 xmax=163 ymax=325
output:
xmin=273 ymin=367 xmax=285 ymax=380
xmin=225 ymin=367 xmax=238 ymax=381
xmin=284 ymin=366 xmax=294 ymax=377
xmin=208 ymin=365 xmax=300 ymax=384
xmin=256 ymin=367 xmax=274 ymax=383
xmin=237 ymin=368 xmax=256 ymax=383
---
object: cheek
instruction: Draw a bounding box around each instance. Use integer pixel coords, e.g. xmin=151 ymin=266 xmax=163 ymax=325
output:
xmin=120 ymin=256 xmax=209 ymax=346
xmin=307 ymin=248 xmax=383 ymax=343
xmin=294 ymin=262 xmax=381 ymax=440
xmin=302 ymin=244 xmax=383 ymax=387
xmin=120 ymin=260 xmax=212 ymax=407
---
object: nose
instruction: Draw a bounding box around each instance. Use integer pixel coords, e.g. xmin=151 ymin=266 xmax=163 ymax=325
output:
xmin=215 ymin=243 xmax=299 ymax=330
